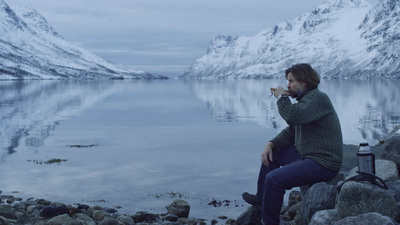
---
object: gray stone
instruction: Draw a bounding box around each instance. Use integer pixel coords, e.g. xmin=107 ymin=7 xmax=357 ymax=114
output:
xmin=0 ymin=216 xmax=9 ymax=225
xmin=334 ymin=212 xmax=399 ymax=225
xmin=166 ymin=199 xmax=190 ymax=218
xmin=164 ymin=213 xmax=179 ymax=222
xmin=117 ymin=215 xmax=135 ymax=225
xmin=92 ymin=209 xmax=106 ymax=221
xmin=288 ymin=190 xmax=302 ymax=207
xmin=236 ymin=206 xmax=262 ymax=225
xmin=76 ymin=213 xmax=96 ymax=225
xmin=300 ymin=182 xmax=336 ymax=225
xmin=308 ymin=209 xmax=340 ymax=225
xmin=177 ymin=217 xmax=207 ymax=225
xmin=381 ymin=135 xmax=400 ymax=169
xmin=346 ymin=159 xmax=399 ymax=182
xmin=63 ymin=220 xmax=83 ymax=225
xmin=99 ymin=217 xmax=121 ymax=225
xmin=283 ymin=202 xmax=301 ymax=221
xmin=387 ymin=180 xmax=400 ymax=202
xmin=0 ymin=205 xmax=16 ymax=219
xmin=336 ymin=181 xmax=399 ymax=221
xmin=47 ymin=214 xmax=74 ymax=225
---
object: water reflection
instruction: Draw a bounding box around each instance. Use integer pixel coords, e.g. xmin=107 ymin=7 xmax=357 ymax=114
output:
xmin=187 ymin=79 xmax=400 ymax=145
xmin=0 ymin=80 xmax=127 ymax=158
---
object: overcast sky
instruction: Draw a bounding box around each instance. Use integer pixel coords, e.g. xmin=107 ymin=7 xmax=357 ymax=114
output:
xmin=8 ymin=0 xmax=327 ymax=77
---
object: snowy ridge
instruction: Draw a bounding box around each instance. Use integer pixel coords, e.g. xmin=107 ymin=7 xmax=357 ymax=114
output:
xmin=181 ymin=0 xmax=400 ymax=79
xmin=0 ymin=0 xmax=165 ymax=80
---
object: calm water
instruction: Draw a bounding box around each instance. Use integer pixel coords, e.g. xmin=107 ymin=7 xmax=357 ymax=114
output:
xmin=0 ymin=79 xmax=399 ymax=220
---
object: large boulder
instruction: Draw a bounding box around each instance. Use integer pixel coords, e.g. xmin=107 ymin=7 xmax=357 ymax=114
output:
xmin=308 ymin=209 xmax=341 ymax=225
xmin=381 ymin=135 xmax=400 ymax=170
xmin=334 ymin=212 xmax=399 ymax=225
xmin=300 ymin=182 xmax=337 ymax=225
xmin=336 ymin=181 xmax=399 ymax=221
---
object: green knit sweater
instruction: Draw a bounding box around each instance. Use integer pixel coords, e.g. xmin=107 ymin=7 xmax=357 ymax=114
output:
xmin=270 ymin=88 xmax=343 ymax=171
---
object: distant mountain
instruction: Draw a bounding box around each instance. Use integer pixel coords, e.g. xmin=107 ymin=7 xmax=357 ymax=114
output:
xmin=0 ymin=0 xmax=166 ymax=80
xmin=180 ymin=0 xmax=400 ymax=79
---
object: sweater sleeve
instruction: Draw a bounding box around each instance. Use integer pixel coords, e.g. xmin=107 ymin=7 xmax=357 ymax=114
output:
xmin=269 ymin=125 xmax=295 ymax=151
xmin=277 ymin=90 xmax=332 ymax=126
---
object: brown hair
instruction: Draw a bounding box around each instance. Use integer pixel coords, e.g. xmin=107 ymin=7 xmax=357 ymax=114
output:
xmin=285 ymin=63 xmax=320 ymax=89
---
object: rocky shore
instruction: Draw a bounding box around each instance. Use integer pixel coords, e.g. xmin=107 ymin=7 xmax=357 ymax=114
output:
xmin=0 ymin=195 xmax=216 ymax=225
xmin=1 ymin=126 xmax=399 ymax=225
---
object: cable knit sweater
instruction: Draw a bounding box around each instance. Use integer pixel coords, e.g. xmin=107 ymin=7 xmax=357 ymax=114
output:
xmin=270 ymin=88 xmax=343 ymax=171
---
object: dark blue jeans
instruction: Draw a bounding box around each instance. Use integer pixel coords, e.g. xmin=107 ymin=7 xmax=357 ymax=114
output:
xmin=256 ymin=145 xmax=338 ymax=225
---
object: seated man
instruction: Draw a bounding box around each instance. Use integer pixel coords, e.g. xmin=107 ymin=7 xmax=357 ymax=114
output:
xmin=242 ymin=63 xmax=343 ymax=225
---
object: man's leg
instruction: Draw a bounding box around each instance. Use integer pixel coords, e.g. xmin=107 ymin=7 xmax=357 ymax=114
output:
xmin=256 ymin=145 xmax=300 ymax=199
xmin=243 ymin=145 xmax=300 ymax=209
xmin=261 ymin=158 xmax=338 ymax=225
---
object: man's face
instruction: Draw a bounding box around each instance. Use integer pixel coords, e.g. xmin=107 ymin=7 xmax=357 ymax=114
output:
xmin=287 ymin=72 xmax=306 ymax=98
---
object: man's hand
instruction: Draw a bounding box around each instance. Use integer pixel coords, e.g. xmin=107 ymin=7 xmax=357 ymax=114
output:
xmin=261 ymin=142 xmax=275 ymax=167
xmin=270 ymin=87 xmax=290 ymax=98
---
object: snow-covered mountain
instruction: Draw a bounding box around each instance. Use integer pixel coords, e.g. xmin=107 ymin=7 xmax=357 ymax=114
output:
xmin=0 ymin=0 xmax=165 ymax=80
xmin=181 ymin=0 xmax=400 ymax=79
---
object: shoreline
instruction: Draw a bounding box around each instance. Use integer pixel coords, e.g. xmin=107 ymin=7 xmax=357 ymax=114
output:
xmin=0 ymin=141 xmax=391 ymax=224
xmin=0 ymin=189 xmax=244 ymax=225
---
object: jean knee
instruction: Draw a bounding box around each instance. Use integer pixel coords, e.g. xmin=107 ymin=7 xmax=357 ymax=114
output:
xmin=264 ymin=171 xmax=283 ymax=190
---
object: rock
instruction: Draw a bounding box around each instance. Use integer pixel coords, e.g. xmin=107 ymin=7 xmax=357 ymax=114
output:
xmin=236 ymin=206 xmax=261 ymax=225
xmin=387 ymin=180 xmax=400 ymax=202
xmin=0 ymin=205 xmax=16 ymax=219
xmin=98 ymin=217 xmax=120 ymax=225
xmin=47 ymin=214 xmax=74 ymax=225
xmin=225 ymin=218 xmax=239 ymax=225
xmin=166 ymin=199 xmax=190 ymax=218
xmin=336 ymin=181 xmax=399 ymax=221
xmin=308 ymin=209 xmax=341 ymax=225
xmin=288 ymin=190 xmax=302 ymax=207
xmin=177 ymin=217 xmax=207 ymax=225
xmin=40 ymin=205 xmax=68 ymax=218
xmin=117 ymin=215 xmax=135 ymax=225
xmin=300 ymin=182 xmax=336 ymax=225
xmin=164 ymin=213 xmax=179 ymax=222
xmin=381 ymin=135 xmax=400 ymax=169
xmin=0 ymin=216 xmax=9 ymax=225
xmin=75 ymin=213 xmax=96 ymax=225
xmin=63 ymin=220 xmax=83 ymax=225
xmin=346 ymin=159 xmax=399 ymax=182
xmin=92 ymin=210 xmax=106 ymax=221
xmin=334 ymin=212 xmax=399 ymax=225
xmin=283 ymin=202 xmax=301 ymax=221
xmin=103 ymin=207 xmax=118 ymax=213
xmin=132 ymin=211 xmax=159 ymax=223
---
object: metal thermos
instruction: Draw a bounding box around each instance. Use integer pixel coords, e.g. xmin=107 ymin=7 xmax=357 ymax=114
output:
xmin=357 ymin=143 xmax=375 ymax=174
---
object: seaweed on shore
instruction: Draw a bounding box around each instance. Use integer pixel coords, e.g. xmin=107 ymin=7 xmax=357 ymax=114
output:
xmin=66 ymin=144 xmax=98 ymax=148
xmin=27 ymin=158 xmax=67 ymax=165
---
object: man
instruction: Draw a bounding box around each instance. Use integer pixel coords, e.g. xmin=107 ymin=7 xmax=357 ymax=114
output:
xmin=242 ymin=63 xmax=343 ymax=225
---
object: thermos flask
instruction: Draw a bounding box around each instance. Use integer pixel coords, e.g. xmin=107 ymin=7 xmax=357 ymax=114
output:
xmin=357 ymin=143 xmax=375 ymax=174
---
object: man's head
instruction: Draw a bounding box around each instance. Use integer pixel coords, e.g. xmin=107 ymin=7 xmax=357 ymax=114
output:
xmin=285 ymin=63 xmax=320 ymax=98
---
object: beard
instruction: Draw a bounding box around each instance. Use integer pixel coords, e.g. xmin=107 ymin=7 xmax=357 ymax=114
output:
xmin=289 ymin=89 xmax=301 ymax=98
